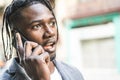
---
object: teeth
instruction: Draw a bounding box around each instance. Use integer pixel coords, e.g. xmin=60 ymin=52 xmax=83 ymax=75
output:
xmin=46 ymin=43 xmax=53 ymax=46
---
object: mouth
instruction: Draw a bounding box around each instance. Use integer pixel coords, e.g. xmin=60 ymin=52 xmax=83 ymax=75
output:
xmin=43 ymin=39 xmax=56 ymax=53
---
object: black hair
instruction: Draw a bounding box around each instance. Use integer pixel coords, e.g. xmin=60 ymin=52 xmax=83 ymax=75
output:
xmin=1 ymin=0 xmax=57 ymax=61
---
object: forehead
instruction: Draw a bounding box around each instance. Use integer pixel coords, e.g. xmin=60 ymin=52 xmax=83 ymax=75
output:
xmin=20 ymin=3 xmax=54 ymax=23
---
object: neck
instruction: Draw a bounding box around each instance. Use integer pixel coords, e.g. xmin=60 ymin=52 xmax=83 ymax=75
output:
xmin=49 ymin=61 xmax=55 ymax=74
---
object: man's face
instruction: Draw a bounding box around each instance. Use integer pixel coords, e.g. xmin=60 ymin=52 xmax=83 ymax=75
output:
xmin=16 ymin=3 xmax=58 ymax=60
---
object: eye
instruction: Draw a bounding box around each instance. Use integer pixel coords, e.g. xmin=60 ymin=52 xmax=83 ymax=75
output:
xmin=32 ymin=24 xmax=42 ymax=30
xmin=49 ymin=20 xmax=56 ymax=27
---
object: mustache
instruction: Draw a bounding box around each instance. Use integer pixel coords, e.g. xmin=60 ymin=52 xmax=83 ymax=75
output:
xmin=42 ymin=37 xmax=57 ymax=46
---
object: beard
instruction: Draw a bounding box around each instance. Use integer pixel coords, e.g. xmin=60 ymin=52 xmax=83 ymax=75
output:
xmin=50 ymin=53 xmax=56 ymax=61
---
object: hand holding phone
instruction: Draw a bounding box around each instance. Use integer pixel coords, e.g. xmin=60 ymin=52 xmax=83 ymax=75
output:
xmin=15 ymin=32 xmax=51 ymax=80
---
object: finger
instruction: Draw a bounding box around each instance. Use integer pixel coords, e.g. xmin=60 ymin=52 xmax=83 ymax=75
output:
xmin=31 ymin=52 xmax=50 ymax=65
xmin=37 ymin=52 xmax=50 ymax=66
xmin=31 ymin=45 xmax=45 ymax=56
xmin=16 ymin=33 xmax=23 ymax=48
xmin=24 ymin=41 xmax=39 ymax=58
xmin=16 ymin=33 xmax=25 ymax=63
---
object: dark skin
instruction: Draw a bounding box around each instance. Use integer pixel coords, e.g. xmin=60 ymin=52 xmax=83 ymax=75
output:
xmin=15 ymin=3 xmax=58 ymax=80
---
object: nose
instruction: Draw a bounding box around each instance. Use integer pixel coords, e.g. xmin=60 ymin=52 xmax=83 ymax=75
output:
xmin=44 ymin=25 xmax=55 ymax=38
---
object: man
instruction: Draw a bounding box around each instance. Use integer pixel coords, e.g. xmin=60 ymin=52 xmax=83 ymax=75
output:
xmin=0 ymin=0 xmax=84 ymax=80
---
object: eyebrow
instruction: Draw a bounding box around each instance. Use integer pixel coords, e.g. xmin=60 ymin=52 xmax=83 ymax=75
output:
xmin=29 ymin=17 xmax=55 ymax=25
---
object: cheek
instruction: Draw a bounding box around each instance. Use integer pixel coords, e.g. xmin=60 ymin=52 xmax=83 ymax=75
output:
xmin=55 ymin=28 xmax=58 ymax=37
xmin=25 ymin=30 xmax=44 ymax=42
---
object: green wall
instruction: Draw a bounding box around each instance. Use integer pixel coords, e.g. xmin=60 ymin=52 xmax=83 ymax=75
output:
xmin=113 ymin=16 xmax=120 ymax=72
xmin=65 ymin=12 xmax=120 ymax=72
xmin=65 ymin=12 xmax=120 ymax=29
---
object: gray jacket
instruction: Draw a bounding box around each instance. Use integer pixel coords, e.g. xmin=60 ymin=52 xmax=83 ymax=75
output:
xmin=0 ymin=58 xmax=84 ymax=80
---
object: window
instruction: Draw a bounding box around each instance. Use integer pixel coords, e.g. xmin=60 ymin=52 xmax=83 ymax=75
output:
xmin=81 ymin=37 xmax=116 ymax=69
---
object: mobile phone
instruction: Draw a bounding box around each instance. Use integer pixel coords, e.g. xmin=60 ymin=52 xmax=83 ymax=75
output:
xmin=15 ymin=30 xmax=36 ymax=52
xmin=16 ymin=29 xmax=28 ymax=45
xmin=20 ymin=33 xmax=28 ymax=45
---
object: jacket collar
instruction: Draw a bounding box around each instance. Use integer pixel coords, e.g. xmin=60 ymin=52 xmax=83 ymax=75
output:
xmin=6 ymin=58 xmax=31 ymax=80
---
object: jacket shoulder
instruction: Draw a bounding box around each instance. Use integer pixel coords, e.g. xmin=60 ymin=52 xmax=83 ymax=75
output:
xmin=0 ymin=58 xmax=30 ymax=80
xmin=54 ymin=60 xmax=84 ymax=80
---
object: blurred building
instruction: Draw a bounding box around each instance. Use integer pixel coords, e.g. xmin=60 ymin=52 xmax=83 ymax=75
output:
xmin=0 ymin=0 xmax=6 ymax=68
xmin=0 ymin=0 xmax=12 ymax=68
xmin=56 ymin=0 xmax=120 ymax=80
